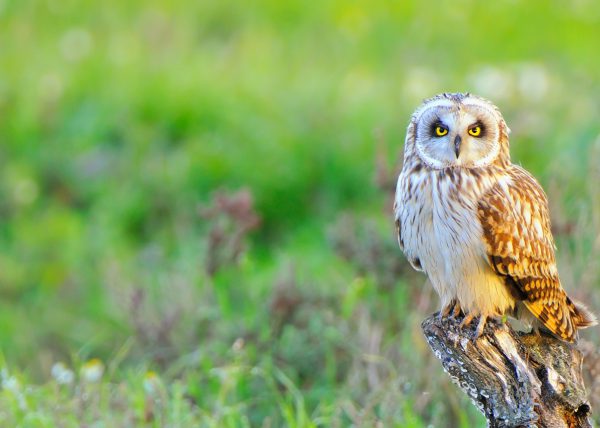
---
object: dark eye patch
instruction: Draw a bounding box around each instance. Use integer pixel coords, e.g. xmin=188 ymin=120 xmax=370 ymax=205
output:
xmin=468 ymin=120 xmax=486 ymax=137
xmin=430 ymin=120 xmax=448 ymax=136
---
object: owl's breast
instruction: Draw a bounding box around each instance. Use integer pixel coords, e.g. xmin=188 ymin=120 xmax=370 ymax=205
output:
xmin=396 ymin=167 xmax=515 ymax=314
xmin=396 ymin=168 xmax=486 ymax=273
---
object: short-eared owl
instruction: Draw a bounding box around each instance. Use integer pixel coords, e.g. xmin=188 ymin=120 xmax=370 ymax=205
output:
xmin=394 ymin=92 xmax=596 ymax=342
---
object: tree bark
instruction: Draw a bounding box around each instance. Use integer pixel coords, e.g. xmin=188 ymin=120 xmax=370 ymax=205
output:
xmin=421 ymin=314 xmax=593 ymax=428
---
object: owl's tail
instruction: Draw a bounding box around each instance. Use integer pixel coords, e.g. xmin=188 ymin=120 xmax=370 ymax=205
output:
xmin=568 ymin=297 xmax=598 ymax=329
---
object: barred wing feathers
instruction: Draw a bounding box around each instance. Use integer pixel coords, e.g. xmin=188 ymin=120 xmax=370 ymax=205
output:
xmin=478 ymin=166 xmax=596 ymax=342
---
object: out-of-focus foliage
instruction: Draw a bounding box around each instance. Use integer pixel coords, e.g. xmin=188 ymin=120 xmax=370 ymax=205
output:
xmin=1 ymin=0 xmax=599 ymax=425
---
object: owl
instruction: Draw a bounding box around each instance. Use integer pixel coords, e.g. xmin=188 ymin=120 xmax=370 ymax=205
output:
xmin=394 ymin=92 xmax=596 ymax=342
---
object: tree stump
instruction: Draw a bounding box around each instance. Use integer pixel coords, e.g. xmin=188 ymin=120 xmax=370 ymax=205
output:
xmin=422 ymin=314 xmax=593 ymax=428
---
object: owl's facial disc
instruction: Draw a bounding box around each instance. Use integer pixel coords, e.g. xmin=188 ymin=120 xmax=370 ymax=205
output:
xmin=414 ymin=100 xmax=501 ymax=169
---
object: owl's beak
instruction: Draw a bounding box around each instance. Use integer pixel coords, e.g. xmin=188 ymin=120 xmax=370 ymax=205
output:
xmin=454 ymin=135 xmax=462 ymax=158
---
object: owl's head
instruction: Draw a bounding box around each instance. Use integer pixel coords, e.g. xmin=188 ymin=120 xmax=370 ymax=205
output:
xmin=408 ymin=93 xmax=510 ymax=169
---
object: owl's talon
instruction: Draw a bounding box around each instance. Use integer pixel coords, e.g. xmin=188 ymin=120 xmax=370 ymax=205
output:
xmin=451 ymin=302 xmax=462 ymax=318
xmin=459 ymin=313 xmax=476 ymax=328
xmin=440 ymin=299 xmax=458 ymax=319
xmin=474 ymin=315 xmax=488 ymax=339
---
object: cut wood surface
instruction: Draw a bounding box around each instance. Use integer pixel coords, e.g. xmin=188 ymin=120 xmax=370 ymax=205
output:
xmin=422 ymin=314 xmax=593 ymax=428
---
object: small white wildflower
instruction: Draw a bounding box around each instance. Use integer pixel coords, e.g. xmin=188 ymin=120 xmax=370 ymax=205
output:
xmin=17 ymin=393 xmax=27 ymax=410
xmin=0 ymin=371 xmax=27 ymax=410
xmin=80 ymin=359 xmax=104 ymax=383
xmin=143 ymin=371 xmax=160 ymax=395
xmin=1 ymin=374 xmax=20 ymax=392
xmin=232 ymin=337 xmax=245 ymax=352
xmin=51 ymin=362 xmax=75 ymax=385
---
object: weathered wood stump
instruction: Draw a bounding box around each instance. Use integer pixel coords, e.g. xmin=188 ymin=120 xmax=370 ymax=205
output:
xmin=422 ymin=314 xmax=593 ymax=428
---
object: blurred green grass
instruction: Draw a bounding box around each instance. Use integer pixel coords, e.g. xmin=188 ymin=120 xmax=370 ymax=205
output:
xmin=1 ymin=0 xmax=600 ymax=426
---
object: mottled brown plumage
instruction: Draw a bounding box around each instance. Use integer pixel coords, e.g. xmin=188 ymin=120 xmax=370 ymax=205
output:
xmin=478 ymin=165 xmax=595 ymax=341
xmin=395 ymin=93 xmax=596 ymax=342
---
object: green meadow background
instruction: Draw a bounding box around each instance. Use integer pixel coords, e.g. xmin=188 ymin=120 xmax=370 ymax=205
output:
xmin=1 ymin=0 xmax=600 ymax=426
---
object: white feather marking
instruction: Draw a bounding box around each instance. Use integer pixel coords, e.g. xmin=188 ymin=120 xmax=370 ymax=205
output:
xmin=533 ymin=218 xmax=543 ymax=238
xmin=514 ymin=198 xmax=521 ymax=213
xmin=523 ymin=204 xmax=531 ymax=225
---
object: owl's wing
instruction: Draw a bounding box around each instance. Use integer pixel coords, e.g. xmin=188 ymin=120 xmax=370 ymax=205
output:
xmin=394 ymin=121 xmax=418 ymax=254
xmin=478 ymin=166 xmax=582 ymax=341
xmin=393 ymin=201 xmax=404 ymax=251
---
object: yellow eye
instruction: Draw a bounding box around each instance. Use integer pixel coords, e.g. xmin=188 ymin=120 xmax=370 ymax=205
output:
xmin=468 ymin=126 xmax=482 ymax=137
xmin=434 ymin=126 xmax=448 ymax=137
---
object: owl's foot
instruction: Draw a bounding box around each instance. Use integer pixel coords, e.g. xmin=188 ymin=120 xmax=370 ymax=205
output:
xmin=440 ymin=300 xmax=455 ymax=318
xmin=440 ymin=300 xmax=462 ymax=319
xmin=451 ymin=301 xmax=462 ymax=318
xmin=459 ymin=312 xmax=476 ymax=328
xmin=459 ymin=313 xmax=488 ymax=339
xmin=474 ymin=315 xmax=488 ymax=339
